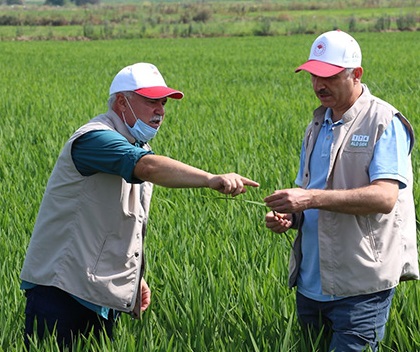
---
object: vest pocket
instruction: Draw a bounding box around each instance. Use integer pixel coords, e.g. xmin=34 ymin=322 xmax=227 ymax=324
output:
xmin=363 ymin=217 xmax=380 ymax=262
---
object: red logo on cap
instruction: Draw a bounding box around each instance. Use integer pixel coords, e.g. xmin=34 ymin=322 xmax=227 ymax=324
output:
xmin=313 ymin=41 xmax=326 ymax=56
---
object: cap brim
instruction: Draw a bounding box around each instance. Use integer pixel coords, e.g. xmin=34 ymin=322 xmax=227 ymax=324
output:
xmin=295 ymin=60 xmax=345 ymax=77
xmin=134 ymin=86 xmax=184 ymax=100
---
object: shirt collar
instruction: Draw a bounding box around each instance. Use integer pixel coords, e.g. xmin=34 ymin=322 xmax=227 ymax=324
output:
xmin=325 ymin=108 xmax=343 ymax=126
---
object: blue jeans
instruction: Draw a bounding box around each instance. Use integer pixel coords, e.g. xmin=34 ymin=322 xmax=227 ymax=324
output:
xmin=296 ymin=289 xmax=395 ymax=352
xmin=24 ymin=285 xmax=118 ymax=350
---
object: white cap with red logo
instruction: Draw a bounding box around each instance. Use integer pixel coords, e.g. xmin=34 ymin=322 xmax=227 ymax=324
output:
xmin=295 ymin=30 xmax=362 ymax=77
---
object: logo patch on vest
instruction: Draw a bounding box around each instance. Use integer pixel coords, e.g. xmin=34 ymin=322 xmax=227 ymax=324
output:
xmin=350 ymin=134 xmax=369 ymax=147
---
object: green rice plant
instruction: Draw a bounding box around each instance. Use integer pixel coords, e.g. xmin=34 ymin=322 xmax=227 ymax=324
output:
xmin=0 ymin=32 xmax=419 ymax=351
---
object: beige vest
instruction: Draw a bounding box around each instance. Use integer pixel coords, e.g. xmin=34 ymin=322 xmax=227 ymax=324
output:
xmin=289 ymin=85 xmax=419 ymax=296
xmin=20 ymin=110 xmax=153 ymax=312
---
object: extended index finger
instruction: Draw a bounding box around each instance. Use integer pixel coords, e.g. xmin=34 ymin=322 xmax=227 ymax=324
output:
xmin=240 ymin=176 xmax=260 ymax=188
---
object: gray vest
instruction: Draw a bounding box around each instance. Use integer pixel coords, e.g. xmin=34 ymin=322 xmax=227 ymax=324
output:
xmin=21 ymin=110 xmax=153 ymax=311
xmin=289 ymin=85 xmax=419 ymax=296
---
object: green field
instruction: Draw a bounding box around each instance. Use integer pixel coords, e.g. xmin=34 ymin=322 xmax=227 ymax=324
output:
xmin=1 ymin=31 xmax=419 ymax=351
xmin=0 ymin=0 xmax=417 ymax=40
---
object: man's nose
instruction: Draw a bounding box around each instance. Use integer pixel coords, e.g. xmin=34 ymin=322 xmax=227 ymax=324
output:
xmin=312 ymin=75 xmax=325 ymax=90
xmin=155 ymin=103 xmax=165 ymax=115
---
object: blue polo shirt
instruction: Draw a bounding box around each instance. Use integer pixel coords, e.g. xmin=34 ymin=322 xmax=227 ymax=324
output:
xmin=21 ymin=130 xmax=154 ymax=318
xmin=295 ymin=109 xmax=411 ymax=302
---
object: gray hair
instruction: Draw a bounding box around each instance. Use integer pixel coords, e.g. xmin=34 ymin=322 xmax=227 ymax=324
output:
xmin=345 ymin=68 xmax=355 ymax=76
xmin=108 ymin=91 xmax=135 ymax=110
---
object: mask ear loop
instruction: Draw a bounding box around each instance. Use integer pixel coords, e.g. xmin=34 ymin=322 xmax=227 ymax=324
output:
xmin=124 ymin=96 xmax=139 ymax=123
xmin=119 ymin=94 xmax=129 ymax=125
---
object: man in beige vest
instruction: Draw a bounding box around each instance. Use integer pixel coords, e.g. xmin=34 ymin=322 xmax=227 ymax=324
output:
xmin=20 ymin=62 xmax=259 ymax=349
xmin=264 ymin=31 xmax=418 ymax=351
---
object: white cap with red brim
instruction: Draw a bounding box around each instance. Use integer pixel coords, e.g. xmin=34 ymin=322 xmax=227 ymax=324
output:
xmin=109 ymin=63 xmax=184 ymax=99
xmin=295 ymin=30 xmax=362 ymax=78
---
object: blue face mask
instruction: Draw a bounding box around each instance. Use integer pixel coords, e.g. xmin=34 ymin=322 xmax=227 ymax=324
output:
xmin=123 ymin=97 xmax=159 ymax=143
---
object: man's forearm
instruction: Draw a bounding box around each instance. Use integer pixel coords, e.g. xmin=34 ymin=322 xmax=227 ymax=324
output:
xmin=134 ymin=154 xmax=212 ymax=188
xmin=309 ymin=181 xmax=398 ymax=215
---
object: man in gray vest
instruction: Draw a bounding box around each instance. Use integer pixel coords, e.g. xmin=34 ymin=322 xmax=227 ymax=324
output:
xmin=21 ymin=62 xmax=259 ymax=349
xmin=264 ymin=30 xmax=418 ymax=351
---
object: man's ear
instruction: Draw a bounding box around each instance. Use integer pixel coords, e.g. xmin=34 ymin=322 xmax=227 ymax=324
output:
xmin=353 ymin=67 xmax=363 ymax=81
xmin=116 ymin=93 xmax=127 ymax=110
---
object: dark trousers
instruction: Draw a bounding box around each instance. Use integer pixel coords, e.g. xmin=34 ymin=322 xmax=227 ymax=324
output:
xmin=24 ymin=285 xmax=117 ymax=350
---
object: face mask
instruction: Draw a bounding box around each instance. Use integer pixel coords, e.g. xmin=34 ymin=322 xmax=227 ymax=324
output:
xmin=123 ymin=97 xmax=159 ymax=143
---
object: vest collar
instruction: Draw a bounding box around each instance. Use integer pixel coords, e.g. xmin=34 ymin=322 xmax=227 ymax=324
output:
xmin=104 ymin=109 xmax=136 ymax=144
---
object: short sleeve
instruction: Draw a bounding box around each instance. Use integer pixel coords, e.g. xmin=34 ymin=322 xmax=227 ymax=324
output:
xmin=71 ymin=130 xmax=154 ymax=183
xmin=369 ymin=116 xmax=411 ymax=188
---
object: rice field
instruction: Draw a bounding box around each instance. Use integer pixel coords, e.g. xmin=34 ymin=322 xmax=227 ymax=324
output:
xmin=0 ymin=31 xmax=419 ymax=351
